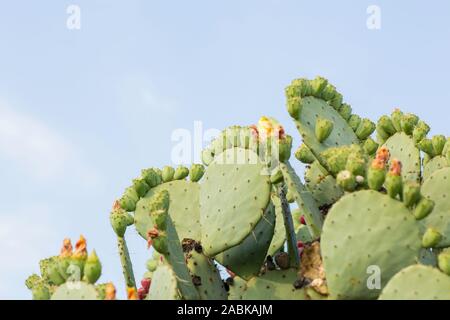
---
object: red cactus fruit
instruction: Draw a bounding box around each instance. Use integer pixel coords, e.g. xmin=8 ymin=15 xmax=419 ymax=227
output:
xmin=141 ymin=278 xmax=151 ymax=293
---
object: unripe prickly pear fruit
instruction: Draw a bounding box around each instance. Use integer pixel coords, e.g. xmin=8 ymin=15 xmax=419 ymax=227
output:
xmin=119 ymin=187 xmax=139 ymax=212
xmin=32 ymin=284 xmax=50 ymax=300
xmin=438 ymin=249 xmax=450 ymax=276
xmin=346 ymin=153 xmax=366 ymax=176
xmin=25 ymin=274 xmax=41 ymax=290
xmin=363 ymin=138 xmax=379 ymax=155
xmin=147 ymin=228 xmax=168 ymax=254
xmin=310 ymin=76 xmax=328 ymax=97
xmin=127 ymin=287 xmax=139 ymax=300
xmin=40 ymin=257 xmax=65 ymax=285
xmin=368 ymin=159 xmax=386 ymax=191
xmin=422 ymin=228 xmax=442 ymax=248
xmin=315 ymin=118 xmax=333 ymax=143
xmin=336 ymin=170 xmax=357 ymax=192
xmin=378 ymin=115 xmax=396 ymax=135
xmin=270 ymin=168 xmax=284 ymax=184
xmin=133 ymin=178 xmax=150 ymax=197
xmin=279 ymin=135 xmax=292 ymax=163
xmin=173 ymin=166 xmax=189 ymax=180
xmin=385 ymin=159 xmax=403 ymax=199
xmin=110 ymin=202 xmax=134 ymax=237
xmin=162 ymin=166 xmax=175 ymax=183
xmin=418 ymin=138 xmax=435 ymax=157
xmin=287 ymin=97 xmax=302 ymax=120
xmin=84 ymin=250 xmax=102 ymax=284
xmin=413 ymin=198 xmax=435 ymax=220
xmin=295 ymin=144 xmax=315 ymax=164
xmin=189 ymin=164 xmax=205 ymax=182
xmin=403 ymin=182 xmax=421 ymax=208
xmin=390 ymin=109 xmax=403 ymax=132
xmin=70 ymin=235 xmax=88 ymax=275
xmin=412 ymin=121 xmax=430 ymax=144
xmin=142 ymin=168 xmax=162 ymax=188
xmin=401 ymin=113 xmax=419 ymax=135
xmin=146 ymin=259 xmax=158 ymax=272
xmin=321 ymin=84 xmax=337 ymax=101
xmin=339 ymin=104 xmax=352 ymax=121
xmin=432 ymin=135 xmax=446 ymax=156
xmin=330 ymin=92 xmax=343 ymax=110
xmin=348 ymin=114 xmax=361 ymax=132
xmin=149 ymin=190 xmax=170 ymax=230
xmin=355 ymin=118 xmax=376 ymax=140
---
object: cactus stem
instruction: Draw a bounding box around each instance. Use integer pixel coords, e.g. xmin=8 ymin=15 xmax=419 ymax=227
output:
xmin=117 ymin=236 xmax=136 ymax=293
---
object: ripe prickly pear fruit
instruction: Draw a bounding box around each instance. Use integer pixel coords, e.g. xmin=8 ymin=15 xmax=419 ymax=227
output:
xmin=127 ymin=287 xmax=138 ymax=300
xmin=355 ymin=118 xmax=376 ymax=140
xmin=133 ymin=178 xmax=150 ymax=197
xmin=189 ymin=164 xmax=205 ymax=182
xmin=315 ymin=118 xmax=333 ymax=143
xmin=368 ymin=158 xmax=386 ymax=191
xmin=300 ymin=216 xmax=306 ymax=225
xmin=137 ymin=287 xmax=146 ymax=300
xmin=141 ymin=278 xmax=151 ymax=292
xmin=110 ymin=201 xmax=134 ymax=237
xmin=438 ymin=249 xmax=450 ymax=276
xmin=422 ymin=228 xmax=442 ymax=248
xmin=400 ymin=113 xmax=419 ymax=135
xmin=348 ymin=114 xmax=361 ymax=132
xmin=162 ymin=166 xmax=175 ymax=183
xmin=418 ymin=138 xmax=435 ymax=157
xmin=432 ymin=135 xmax=446 ymax=155
xmin=310 ymin=76 xmax=328 ymax=97
xmin=173 ymin=166 xmax=189 ymax=180
xmin=403 ymin=182 xmax=421 ymax=208
xmin=339 ymin=104 xmax=352 ymax=121
xmin=287 ymin=96 xmax=302 ymax=120
xmin=336 ymin=170 xmax=357 ymax=192
xmin=363 ymin=138 xmax=379 ymax=155
xmin=378 ymin=115 xmax=396 ymax=135
xmin=142 ymin=168 xmax=162 ymax=188
xmin=119 ymin=187 xmax=139 ymax=212
xmin=413 ymin=198 xmax=435 ymax=220
xmin=84 ymin=250 xmax=102 ymax=284
xmin=385 ymin=159 xmax=403 ymax=199
xmin=295 ymin=144 xmax=315 ymax=164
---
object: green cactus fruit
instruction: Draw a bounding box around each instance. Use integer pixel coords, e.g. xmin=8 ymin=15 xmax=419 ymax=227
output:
xmin=432 ymin=135 xmax=446 ymax=156
xmin=347 ymin=114 xmax=361 ymax=132
xmin=379 ymin=265 xmax=450 ymax=300
xmin=437 ymin=249 xmax=450 ymax=276
xmin=119 ymin=186 xmax=139 ymax=212
xmin=146 ymin=259 xmax=158 ymax=272
xmin=339 ymin=103 xmax=352 ymax=121
xmin=110 ymin=205 xmax=134 ymax=237
xmin=412 ymin=121 xmax=430 ymax=144
xmin=278 ymin=135 xmax=292 ymax=163
xmin=287 ymin=96 xmax=302 ymax=120
xmin=321 ymin=83 xmax=337 ymax=101
xmin=403 ymin=182 xmax=421 ymax=209
xmin=295 ymin=144 xmax=316 ymax=164
xmin=363 ymin=138 xmax=379 ymax=155
xmin=51 ymin=282 xmax=99 ymax=300
xmin=390 ymin=109 xmax=403 ymax=132
xmin=310 ymin=76 xmax=328 ymax=97
xmin=32 ymin=284 xmax=51 ymax=300
xmin=385 ymin=173 xmax=402 ymax=199
xmin=355 ymin=118 xmax=376 ymax=140
xmin=162 ymin=166 xmax=175 ymax=182
xmin=413 ymin=198 xmax=434 ymax=220
xmin=84 ymin=250 xmax=102 ymax=284
xmin=146 ymin=265 xmax=180 ymax=300
xmin=142 ymin=168 xmax=162 ymax=188
xmin=377 ymin=115 xmax=396 ymax=136
xmin=336 ymin=170 xmax=356 ymax=192
xmin=147 ymin=190 xmax=170 ymax=230
xmin=173 ymin=166 xmax=189 ymax=180
xmin=345 ymin=152 xmax=367 ymax=176
xmin=270 ymin=168 xmax=284 ymax=184
xmin=422 ymin=228 xmax=442 ymax=248
xmin=321 ymin=190 xmax=421 ymax=299
xmin=132 ymin=177 xmax=150 ymax=197
xmin=400 ymin=113 xmax=419 ymax=135
xmin=367 ymin=159 xmax=386 ymax=191
xmin=25 ymin=274 xmax=41 ymax=290
xmin=418 ymin=138 xmax=436 ymax=157
xmin=40 ymin=257 xmax=65 ymax=286
xmin=189 ymin=164 xmax=205 ymax=182
xmin=315 ymin=118 xmax=334 ymax=143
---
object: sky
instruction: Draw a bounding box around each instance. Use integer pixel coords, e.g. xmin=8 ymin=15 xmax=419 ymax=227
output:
xmin=0 ymin=1 xmax=449 ymax=299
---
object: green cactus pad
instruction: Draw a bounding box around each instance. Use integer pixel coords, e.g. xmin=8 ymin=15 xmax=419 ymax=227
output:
xmin=423 ymin=156 xmax=448 ymax=181
xmin=280 ymin=162 xmax=323 ymax=239
xmin=51 ymin=282 xmax=99 ymax=300
xmin=134 ymin=180 xmax=200 ymax=241
xmin=379 ymin=265 xmax=450 ymax=300
xmin=421 ymin=167 xmax=450 ymax=247
xmin=305 ymin=161 xmax=343 ymax=206
xmin=215 ymin=203 xmax=275 ymax=280
xmin=383 ymin=132 xmax=421 ymax=182
xmin=228 ymin=276 xmax=247 ymax=300
xmin=292 ymin=96 xmax=359 ymax=157
xmin=184 ymin=242 xmax=227 ymax=300
xmin=267 ymin=194 xmax=287 ymax=256
xmin=242 ymin=269 xmax=307 ymax=300
xmin=321 ymin=190 xmax=421 ymax=299
xmin=147 ymin=265 xmax=180 ymax=300
xmin=200 ymin=147 xmax=271 ymax=256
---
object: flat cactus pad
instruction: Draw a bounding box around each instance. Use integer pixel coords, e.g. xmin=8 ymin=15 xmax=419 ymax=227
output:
xmin=51 ymin=282 xmax=99 ymax=300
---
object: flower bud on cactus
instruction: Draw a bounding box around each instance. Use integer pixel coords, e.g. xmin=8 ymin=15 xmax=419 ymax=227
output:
xmin=278 ymin=135 xmax=292 ymax=163
xmin=336 ymin=170 xmax=357 ymax=192
xmin=189 ymin=164 xmax=205 ymax=182
xmin=84 ymin=250 xmax=102 ymax=284
xmin=295 ymin=144 xmax=315 ymax=164
xmin=385 ymin=159 xmax=403 ymax=199
xmin=412 ymin=121 xmax=430 ymax=144
xmin=432 ymin=135 xmax=446 ymax=156
xmin=315 ymin=118 xmax=334 ymax=143
xmin=400 ymin=113 xmax=419 ymax=135
xmin=438 ymin=249 xmax=450 ymax=276
xmin=105 ymin=282 xmax=116 ymax=300
xmin=378 ymin=115 xmax=397 ymax=135
xmin=58 ymin=238 xmax=73 ymax=280
xmin=110 ymin=202 xmax=134 ymax=237
xmin=418 ymin=138 xmax=435 ymax=157
xmin=161 ymin=166 xmax=175 ymax=183
xmin=403 ymin=182 xmax=421 ymax=208
xmin=174 ymin=166 xmax=189 ymax=180
xmin=119 ymin=187 xmax=139 ymax=212
xmin=422 ymin=228 xmax=442 ymax=248
xmin=355 ymin=118 xmax=376 ymax=140
xmin=348 ymin=114 xmax=361 ymax=132
xmin=413 ymin=198 xmax=435 ymax=220
xmin=368 ymin=159 xmax=386 ymax=191
xmin=310 ymin=76 xmax=328 ymax=97
xmin=287 ymin=97 xmax=302 ymax=120
xmin=133 ymin=178 xmax=150 ymax=197
xmin=339 ymin=104 xmax=352 ymax=121
xmin=363 ymin=138 xmax=379 ymax=155
xmin=142 ymin=168 xmax=162 ymax=188
xmin=390 ymin=109 xmax=403 ymax=132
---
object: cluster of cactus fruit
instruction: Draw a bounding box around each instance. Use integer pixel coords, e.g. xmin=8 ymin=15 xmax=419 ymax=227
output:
xmin=26 ymin=76 xmax=450 ymax=300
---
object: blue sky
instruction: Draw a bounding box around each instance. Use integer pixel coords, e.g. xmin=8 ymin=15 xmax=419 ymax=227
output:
xmin=1 ymin=1 xmax=449 ymax=299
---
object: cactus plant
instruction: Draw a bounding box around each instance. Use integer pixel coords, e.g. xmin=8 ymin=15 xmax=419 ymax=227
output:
xmin=26 ymin=75 xmax=450 ymax=300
